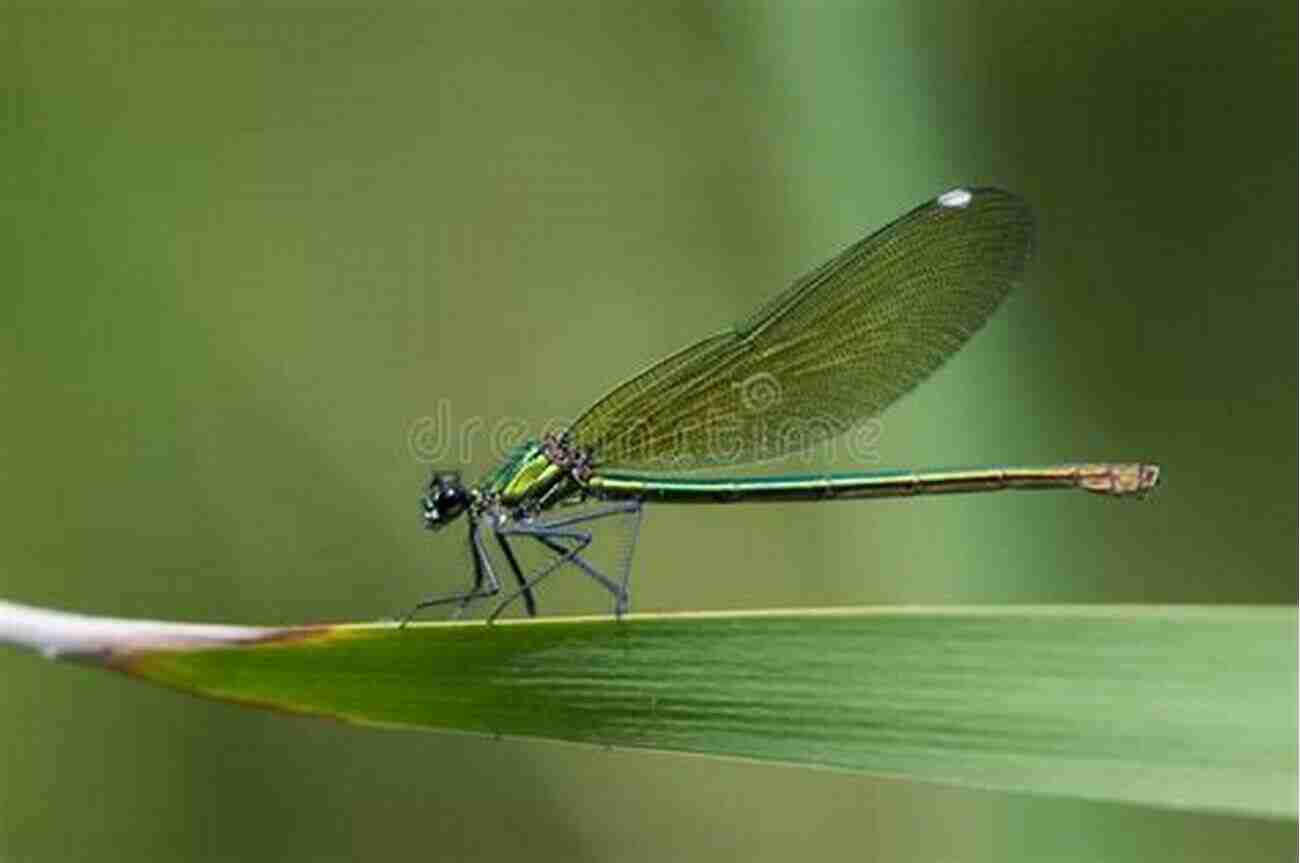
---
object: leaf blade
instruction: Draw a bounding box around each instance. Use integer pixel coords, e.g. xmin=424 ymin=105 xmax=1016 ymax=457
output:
xmin=68 ymin=604 xmax=1293 ymax=818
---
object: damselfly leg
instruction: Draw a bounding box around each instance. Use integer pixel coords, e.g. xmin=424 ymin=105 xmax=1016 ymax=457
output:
xmin=399 ymin=519 xmax=503 ymax=625
xmin=489 ymin=501 xmax=644 ymax=622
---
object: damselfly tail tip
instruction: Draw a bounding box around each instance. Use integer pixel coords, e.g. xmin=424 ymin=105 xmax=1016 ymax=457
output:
xmin=1078 ymin=462 xmax=1161 ymax=498
xmin=1138 ymin=463 xmax=1161 ymax=495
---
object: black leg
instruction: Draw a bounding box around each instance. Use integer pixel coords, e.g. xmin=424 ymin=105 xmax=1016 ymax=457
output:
xmin=400 ymin=520 xmax=500 ymax=626
xmin=488 ymin=501 xmax=641 ymax=620
xmin=530 ymin=532 xmax=624 ymax=599
xmin=527 ymin=502 xmax=641 ymax=615
xmin=487 ymin=527 xmax=593 ymax=622
xmin=494 ymin=532 xmax=538 ymax=617
xmin=451 ymin=521 xmax=495 ymax=619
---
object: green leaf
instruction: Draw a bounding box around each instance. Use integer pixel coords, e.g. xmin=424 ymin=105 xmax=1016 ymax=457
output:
xmin=2 ymin=601 xmax=1294 ymax=818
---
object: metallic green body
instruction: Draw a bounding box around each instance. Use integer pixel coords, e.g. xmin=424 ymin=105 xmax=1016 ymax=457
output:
xmin=584 ymin=463 xmax=1158 ymax=503
xmin=482 ymin=442 xmax=1158 ymax=509
xmin=481 ymin=441 xmax=578 ymax=510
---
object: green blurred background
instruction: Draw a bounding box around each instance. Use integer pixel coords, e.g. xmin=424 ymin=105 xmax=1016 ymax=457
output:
xmin=2 ymin=3 xmax=1294 ymax=860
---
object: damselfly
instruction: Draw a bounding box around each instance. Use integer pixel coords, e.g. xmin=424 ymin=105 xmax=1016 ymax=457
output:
xmin=410 ymin=187 xmax=1159 ymax=622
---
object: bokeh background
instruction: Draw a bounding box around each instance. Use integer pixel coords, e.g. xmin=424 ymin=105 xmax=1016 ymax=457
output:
xmin=2 ymin=3 xmax=1294 ymax=861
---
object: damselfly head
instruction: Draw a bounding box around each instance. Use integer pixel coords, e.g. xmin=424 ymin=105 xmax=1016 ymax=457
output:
xmin=422 ymin=472 xmax=469 ymax=531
